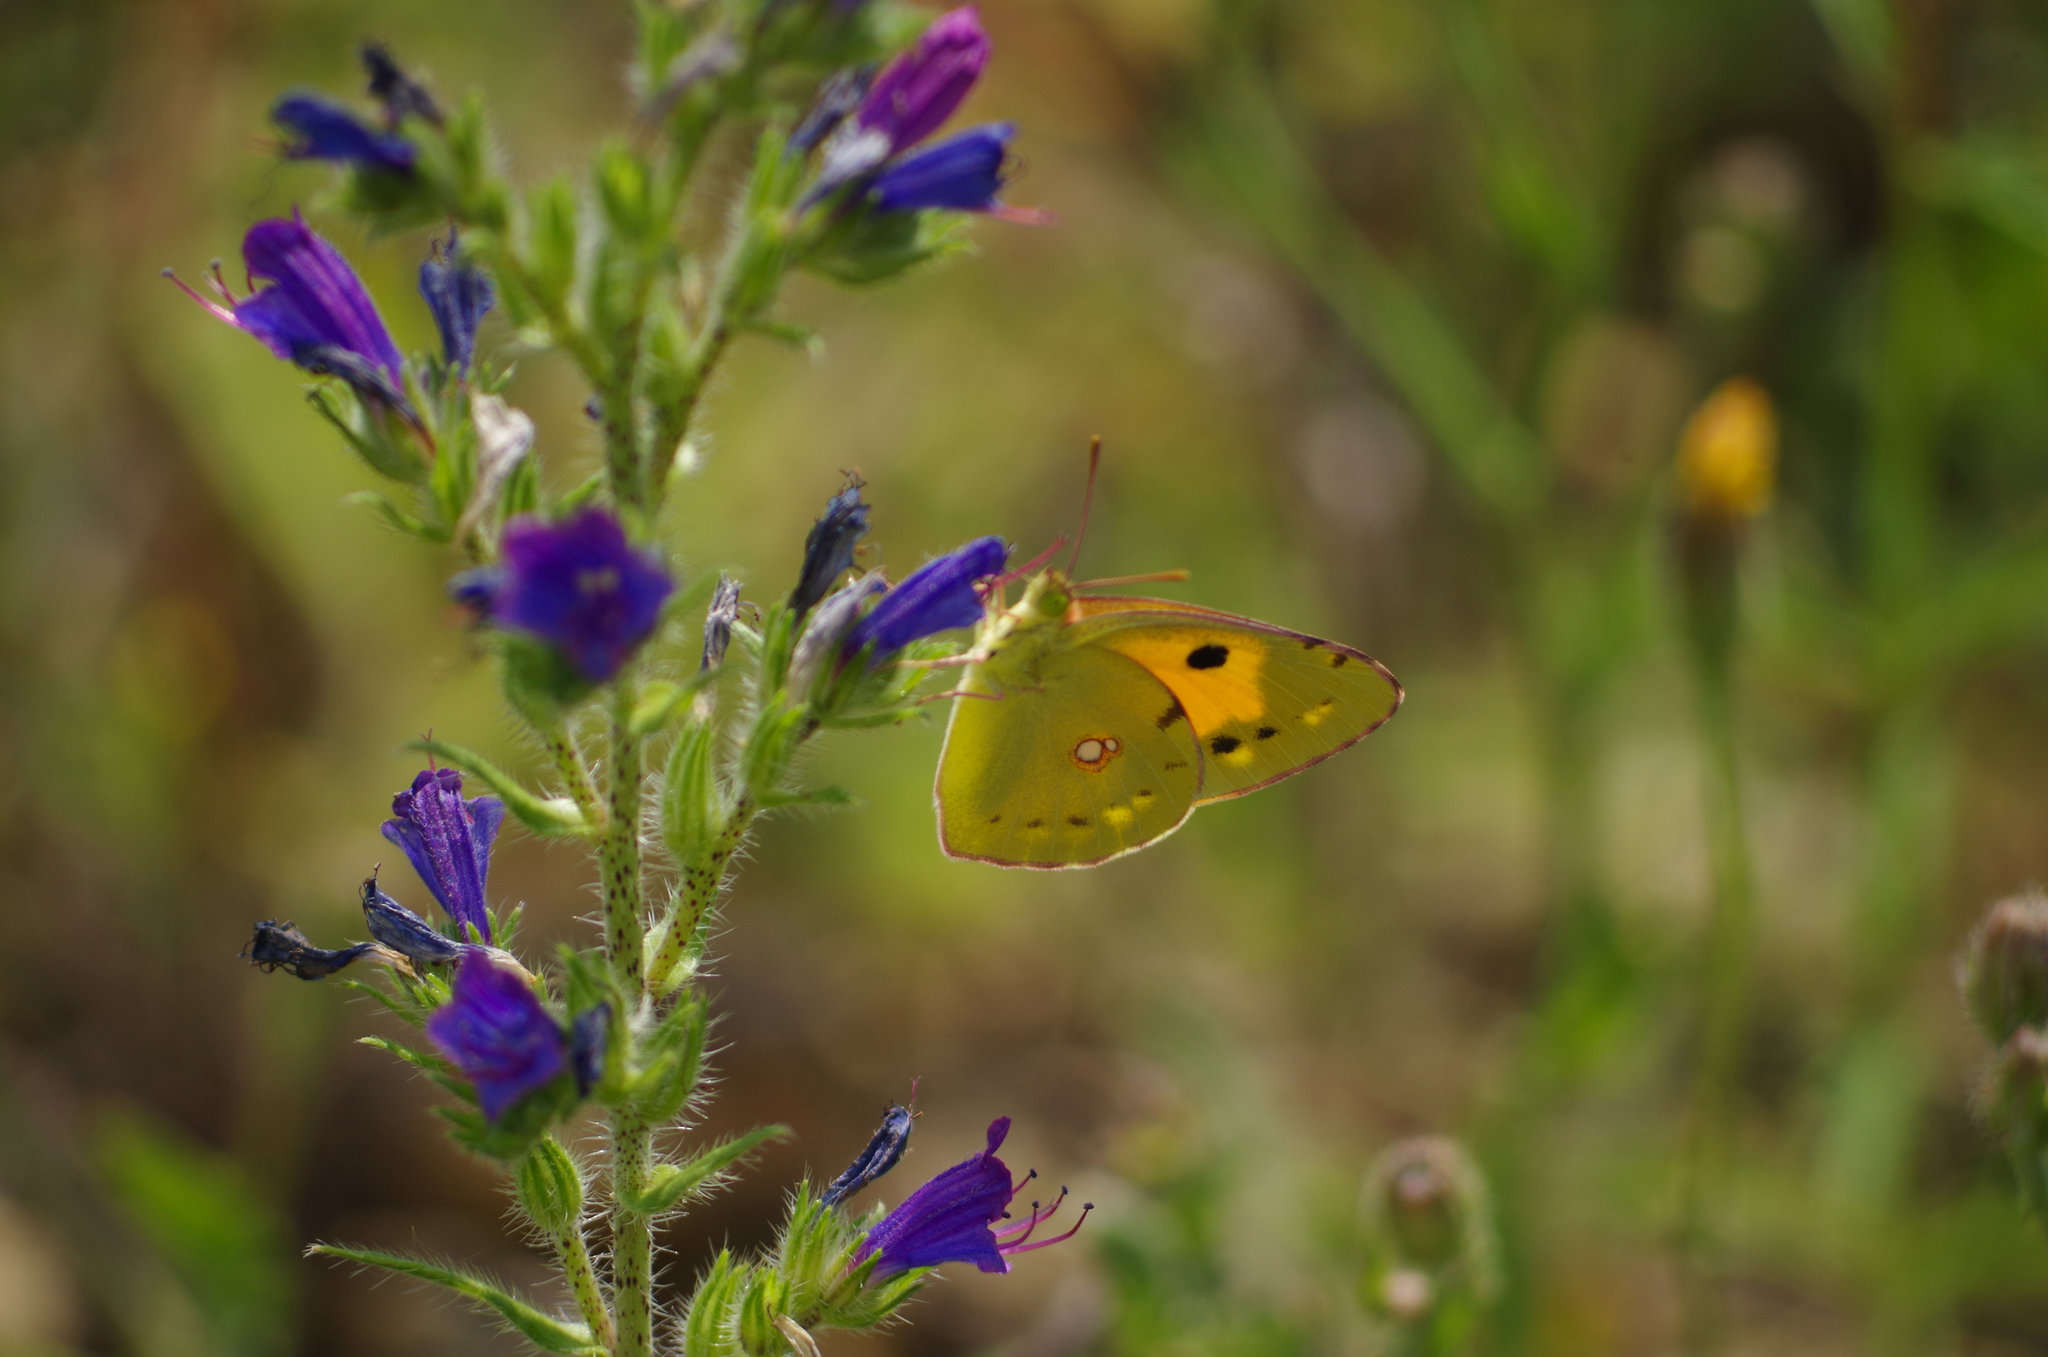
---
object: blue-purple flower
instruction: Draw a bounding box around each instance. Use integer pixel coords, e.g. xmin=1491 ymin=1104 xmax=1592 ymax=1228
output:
xmin=809 ymin=6 xmax=1038 ymax=219
xmin=855 ymin=1117 xmax=1089 ymax=1277
xmin=418 ymin=237 xmax=495 ymax=372
xmin=427 ymin=950 xmax=570 ymax=1122
xmin=169 ymin=211 xmax=410 ymax=412
xmin=842 ymin=535 xmax=1007 ymax=662
xmin=382 ymin=768 xmax=504 ymax=943
xmin=465 ymin=508 xmax=676 ymax=685
xmin=272 ymin=93 xmax=417 ymax=174
xmin=790 ymin=478 xmax=871 ymax=617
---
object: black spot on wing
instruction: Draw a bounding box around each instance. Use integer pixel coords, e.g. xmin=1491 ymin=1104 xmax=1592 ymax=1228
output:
xmin=1066 ymin=814 xmax=1090 ymax=827
xmin=1329 ymin=653 xmax=1348 ymax=667
xmin=1163 ymin=760 xmax=1188 ymax=772
xmin=987 ymin=814 xmax=1002 ymax=824
xmin=1025 ymin=818 xmax=1043 ymax=828
xmin=1210 ymin=735 xmax=1241 ymax=755
xmin=1186 ymin=644 xmax=1228 ymax=669
xmin=1256 ymin=726 xmax=1277 ymax=740
xmin=1156 ymin=700 xmax=1185 ymax=729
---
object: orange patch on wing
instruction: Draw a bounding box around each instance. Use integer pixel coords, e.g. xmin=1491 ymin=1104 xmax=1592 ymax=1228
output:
xmin=1106 ymin=632 xmax=1269 ymax=735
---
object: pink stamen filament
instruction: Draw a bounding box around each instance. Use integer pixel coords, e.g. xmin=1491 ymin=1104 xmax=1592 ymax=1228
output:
xmin=986 ymin=538 xmax=1064 ymax=592
xmin=1001 ymin=1202 xmax=1092 ymax=1256
xmin=994 ymin=1185 xmax=1067 ymax=1245
xmin=161 ymin=268 xmax=237 ymax=325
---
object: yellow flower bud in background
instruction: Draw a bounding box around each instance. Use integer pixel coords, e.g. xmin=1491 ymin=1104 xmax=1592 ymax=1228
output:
xmin=1677 ymin=376 xmax=1777 ymax=522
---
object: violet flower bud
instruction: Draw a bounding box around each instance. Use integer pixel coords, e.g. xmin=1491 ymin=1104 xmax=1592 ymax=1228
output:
xmin=418 ymin=236 xmax=495 ymax=373
xmin=271 ymin=94 xmax=417 ymax=174
xmin=855 ymin=6 xmax=988 ymax=155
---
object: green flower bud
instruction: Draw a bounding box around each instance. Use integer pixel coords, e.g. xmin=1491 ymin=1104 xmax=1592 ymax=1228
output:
xmin=1961 ymin=892 xmax=2048 ymax=1045
xmin=515 ymin=1138 xmax=586 ymax=1238
xmin=1360 ymin=1136 xmax=1498 ymax=1325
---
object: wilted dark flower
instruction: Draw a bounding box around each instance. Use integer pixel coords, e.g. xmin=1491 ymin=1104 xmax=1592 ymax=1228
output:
xmin=790 ymin=573 xmax=887 ymax=696
xmin=382 ymin=767 xmax=504 ymax=943
xmin=790 ymin=478 xmax=870 ymax=617
xmin=821 ymin=1101 xmax=915 ymax=1206
xmin=856 ymin=1116 xmax=1087 ymax=1277
xmin=168 ymin=212 xmax=409 ymax=413
xmin=242 ymin=920 xmax=375 ymax=980
xmin=702 ymin=575 xmax=742 ymax=671
xmin=361 ymin=873 xmax=468 ymax=966
xmin=490 ymin=508 xmax=676 ymax=684
xmin=418 ymin=236 xmax=495 ymax=372
xmin=427 ymin=950 xmax=569 ymax=1122
xmin=842 ymin=535 xmax=1006 ymax=662
xmin=271 ymin=93 xmax=416 ymax=174
xmin=570 ymin=1004 xmax=610 ymax=1097
xmin=361 ymin=42 xmax=443 ymax=128
xmin=791 ymin=68 xmax=873 ymax=156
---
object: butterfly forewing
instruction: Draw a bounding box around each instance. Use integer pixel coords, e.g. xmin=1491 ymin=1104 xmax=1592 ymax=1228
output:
xmin=936 ymin=643 xmax=1204 ymax=868
xmin=1072 ymin=601 xmax=1402 ymax=803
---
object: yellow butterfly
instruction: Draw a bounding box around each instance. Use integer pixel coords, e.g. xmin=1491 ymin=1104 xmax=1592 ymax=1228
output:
xmin=934 ymin=560 xmax=1403 ymax=870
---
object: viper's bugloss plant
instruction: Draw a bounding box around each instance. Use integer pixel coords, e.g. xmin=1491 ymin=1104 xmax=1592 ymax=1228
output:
xmin=203 ymin=5 xmax=1081 ymax=1354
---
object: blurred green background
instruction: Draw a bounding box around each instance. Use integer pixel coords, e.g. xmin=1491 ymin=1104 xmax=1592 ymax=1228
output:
xmin=7 ymin=0 xmax=2048 ymax=1353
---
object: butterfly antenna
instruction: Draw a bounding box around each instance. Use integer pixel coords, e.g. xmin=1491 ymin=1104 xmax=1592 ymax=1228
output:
xmin=986 ymin=536 xmax=1067 ymax=591
xmin=1067 ymin=435 xmax=1103 ymax=577
xmin=1074 ymin=569 xmax=1192 ymax=591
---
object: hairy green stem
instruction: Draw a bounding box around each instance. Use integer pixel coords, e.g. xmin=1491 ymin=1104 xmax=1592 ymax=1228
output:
xmin=610 ymin=1116 xmax=656 ymax=1357
xmin=555 ymin=1223 xmax=616 ymax=1351
xmin=542 ymin=725 xmax=606 ymax=828
xmin=600 ymin=679 xmax=648 ymax=997
xmin=646 ymin=793 xmax=755 ymax=993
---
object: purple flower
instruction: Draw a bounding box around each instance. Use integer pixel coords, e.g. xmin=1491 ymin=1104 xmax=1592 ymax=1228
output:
xmin=418 ymin=237 xmax=494 ymax=372
xmin=168 ymin=212 xmax=409 ymax=411
xmin=790 ymin=478 xmax=870 ymax=617
xmin=490 ymin=508 xmax=676 ymax=684
xmin=856 ymin=6 xmax=989 ymax=154
xmin=842 ymin=536 xmax=1007 ymax=661
xmin=427 ymin=950 xmax=569 ymax=1122
xmin=382 ymin=768 xmax=504 ymax=943
xmin=870 ymin=123 xmax=1017 ymax=215
xmin=804 ymin=7 xmax=1037 ymax=220
xmin=856 ymin=1117 xmax=1089 ymax=1277
xmin=272 ymin=93 xmax=416 ymax=174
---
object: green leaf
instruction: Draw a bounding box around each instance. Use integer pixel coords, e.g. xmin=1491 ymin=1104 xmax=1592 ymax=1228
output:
xmin=407 ymin=737 xmax=591 ymax=837
xmin=620 ymin=1125 xmax=792 ymax=1214
xmin=755 ymin=785 xmax=853 ymax=812
xmin=630 ymin=668 xmax=719 ymax=738
xmin=310 ymin=1244 xmax=604 ymax=1355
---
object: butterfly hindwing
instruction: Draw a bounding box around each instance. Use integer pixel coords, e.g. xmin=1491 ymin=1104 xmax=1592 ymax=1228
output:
xmin=936 ymin=642 xmax=1204 ymax=868
xmin=1072 ymin=599 xmax=1402 ymax=803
